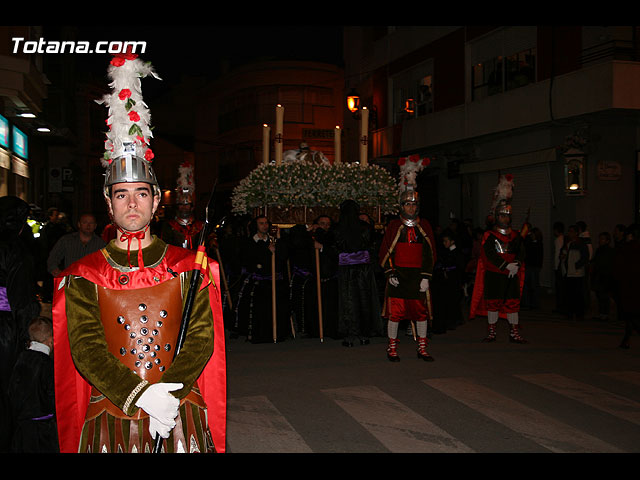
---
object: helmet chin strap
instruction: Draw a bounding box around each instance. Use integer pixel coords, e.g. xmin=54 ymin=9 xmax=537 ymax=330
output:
xmin=117 ymin=223 xmax=150 ymax=269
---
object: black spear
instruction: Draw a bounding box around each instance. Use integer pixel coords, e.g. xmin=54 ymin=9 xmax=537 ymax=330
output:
xmin=153 ymin=181 xmax=217 ymax=453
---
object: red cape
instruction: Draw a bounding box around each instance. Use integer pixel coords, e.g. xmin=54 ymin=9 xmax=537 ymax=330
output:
xmin=52 ymin=244 xmax=227 ymax=453
xmin=469 ymin=230 xmax=525 ymax=320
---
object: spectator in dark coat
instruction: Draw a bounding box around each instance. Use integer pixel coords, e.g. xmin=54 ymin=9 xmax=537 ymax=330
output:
xmin=590 ymin=232 xmax=615 ymax=321
xmin=522 ymin=225 xmax=543 ymax=309
xmin=8 ymin=316 xmax=59 ymax=453
xmin=432 ymin=229 xmax=466 ymax=333
xmin=562 ymin=225 xmax=589 ymax=321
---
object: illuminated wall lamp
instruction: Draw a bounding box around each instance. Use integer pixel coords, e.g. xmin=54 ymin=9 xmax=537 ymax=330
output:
xmin=404 ymin=98 xmax=416 ymax=114
xmin=564 ymin=156 xmax=585 ymax=195
xmin=346 ymin=89 xmax=360 ymax=114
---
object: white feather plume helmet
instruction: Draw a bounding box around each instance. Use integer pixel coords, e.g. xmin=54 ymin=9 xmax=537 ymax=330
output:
xmin=176 ymin=160 xmax=195 ymax=204
xmin=96 ymin=49 xmax=161 ymax=170
xmin=397 ymin=154 xmax=431 ymax=191
xmin=490 ymin=173 xmax=514 ymax=214
xmin=96 ymin=49 xmax=162 ymax=197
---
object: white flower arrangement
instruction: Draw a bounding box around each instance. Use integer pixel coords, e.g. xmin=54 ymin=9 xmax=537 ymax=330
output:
xmin=231 ymin=161 xmax=399 ymax=215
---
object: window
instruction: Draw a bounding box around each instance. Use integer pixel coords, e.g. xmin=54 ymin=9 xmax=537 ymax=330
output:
xmin=505 ymin=49 xmax=536 ymax=90
xmin=471 ymin=48 xmax=536 ymax=100
xmin=469 ymin=26 xmax=537 ymax=101
xmin=392 ymin=61 xmax=434 ymax=123
xmin=471 ymin=57 xmax=504 ymax=101
xmin=416 ymin=75 xmax=433 ymax=116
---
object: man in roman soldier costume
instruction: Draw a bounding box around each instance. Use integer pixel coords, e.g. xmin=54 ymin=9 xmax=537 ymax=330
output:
xmin=469 ymin=174 xmax=527 ymax=343
xmin=379 ymin=188 xmax=436 ymax=362
xmin=161 ymin=160 xmax=204 ymax=250
xmin=51 ymin=51 xmax=226 ymax=453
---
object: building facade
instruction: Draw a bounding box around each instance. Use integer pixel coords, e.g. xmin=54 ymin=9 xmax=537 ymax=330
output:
xmin=345 ymin=26 xmax=640 ymax=288
xmin=192 ymin=60 xmax=345 ymax=215
xmin=0 ymin=26 xmax=49 ymax=205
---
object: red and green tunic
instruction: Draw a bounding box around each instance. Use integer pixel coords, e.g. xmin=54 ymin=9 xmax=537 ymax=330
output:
xmin=52 ymin=237 xmax=226 ymax=453
xmin=379 ymin=218 xmax=436 ymax=321
xmin=469 ymin=228 xmax=526 ymax=318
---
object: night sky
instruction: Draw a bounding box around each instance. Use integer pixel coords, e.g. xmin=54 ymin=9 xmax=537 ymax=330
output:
xmin=45 ymin=25 xmax=344 ymax=100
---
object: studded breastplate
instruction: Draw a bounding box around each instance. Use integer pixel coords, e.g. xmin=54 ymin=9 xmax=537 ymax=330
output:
xmin=97 ymin=275 xmax=183 ymax=382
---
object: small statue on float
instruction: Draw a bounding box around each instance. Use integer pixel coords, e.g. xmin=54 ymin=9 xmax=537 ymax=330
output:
xmin=283 ymin=142 xmax=330 ymax=165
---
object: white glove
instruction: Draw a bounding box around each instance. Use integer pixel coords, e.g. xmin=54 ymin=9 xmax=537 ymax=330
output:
xmin=149 ymin=415 xmax=174 ymax=439
xmin=506 ymin=263 xmax=519 ymax=278
xmin=388 ymin=276 xmax=399 ymax=287
xmin=419 ymin=278 xmax=429 ymax=292
xmin=135 ymin=382 xmax=183 ymax=426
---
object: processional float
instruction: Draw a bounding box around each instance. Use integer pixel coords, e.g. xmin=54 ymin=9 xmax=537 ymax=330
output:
xmin=231 ymin=104 xmax=399 ymax=343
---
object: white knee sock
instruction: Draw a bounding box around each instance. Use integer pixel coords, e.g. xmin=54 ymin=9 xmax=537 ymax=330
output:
xmin=507 ymin=312 xmax=519 ymax=325
xmin=488 ymin=311 xmax=499 ymax=324
xmin=387 ymin=321 xmax=399 ymax=339
xmin=416 ymin=320 xmax=427 ymax=338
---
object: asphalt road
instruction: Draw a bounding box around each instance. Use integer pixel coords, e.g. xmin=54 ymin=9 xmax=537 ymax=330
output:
xmin=223 ymin=295 xmax=640 ymax=454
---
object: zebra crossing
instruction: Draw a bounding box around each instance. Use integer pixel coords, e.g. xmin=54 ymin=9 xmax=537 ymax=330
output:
xmin=225 ymin=369 xmax=640 ymax=453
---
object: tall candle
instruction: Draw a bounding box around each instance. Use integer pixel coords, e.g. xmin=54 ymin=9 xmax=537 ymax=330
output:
xmin=334 ymin=126 xmax=341 ymax=164
xmin=262 ymin=124 xmax=270 ymax=164
xmin=275 ymin=104 xmax=284 ymax=166
xmin=359 ymin=107 xmax=368 ymax=166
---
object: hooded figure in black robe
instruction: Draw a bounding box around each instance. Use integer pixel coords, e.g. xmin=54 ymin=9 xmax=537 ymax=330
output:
xmin=331 ymin=200 xmax=383 ymax=346
xmin=287 ymin=223 xmax=340 ymax=339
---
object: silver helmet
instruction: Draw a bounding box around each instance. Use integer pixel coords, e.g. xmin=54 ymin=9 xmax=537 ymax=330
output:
xmin=399 ymin=189 xmax=420 ymax=226
xmin=494 ymin=199 xmax=512 ymax=232
xmin=490 ymin=174 xmax=515 ymax=234
xmin=103 ymin=142 xmax=160 ymax=197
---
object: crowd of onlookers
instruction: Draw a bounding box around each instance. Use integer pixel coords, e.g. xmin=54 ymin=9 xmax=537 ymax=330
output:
xmin=551 ymin=220 xmax=640 ymax=349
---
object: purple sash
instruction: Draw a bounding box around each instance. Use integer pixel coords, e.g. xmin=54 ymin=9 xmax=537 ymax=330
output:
xmin=338 ymin=250 xmax=370 ymax=266
xmin=292 ymin=266 xmax=313 ymax=278
xmin=31 ymin=414 xmax=54 ymax=421
xmin=0 ymin=286 xmax=10 ymax=311
xmin=251 ymin=272 xmax=283 ymax=281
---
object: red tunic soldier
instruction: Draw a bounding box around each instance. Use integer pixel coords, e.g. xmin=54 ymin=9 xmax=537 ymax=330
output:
xmin=52 ymin=51 xmax=226 ymax=453
xmin=379 ymin=190 xmax=437 ymax=361
xmin=469 ymin=174 xmax=527 ymax=343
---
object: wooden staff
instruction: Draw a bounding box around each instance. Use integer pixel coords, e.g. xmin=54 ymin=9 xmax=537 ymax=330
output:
xmin=270 ymin=233 xmax=277 ymax=343
xmin=314 ymin=247 xmax=324 ymax=342
xmin=425 ymin=286 xmax=433 ymax=320
xmin=286 ymin=260 xmax=296 ymax=338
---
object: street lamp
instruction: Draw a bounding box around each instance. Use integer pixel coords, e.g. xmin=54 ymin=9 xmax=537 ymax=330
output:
xmin=564 ymin=154 xmax=585 ymax=195
xmin=346 ymin=88 xmax=360 ymax=114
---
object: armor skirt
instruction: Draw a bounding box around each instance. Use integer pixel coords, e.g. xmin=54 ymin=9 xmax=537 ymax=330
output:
xmin=78 ymin=388 xmax=215 ymax=453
